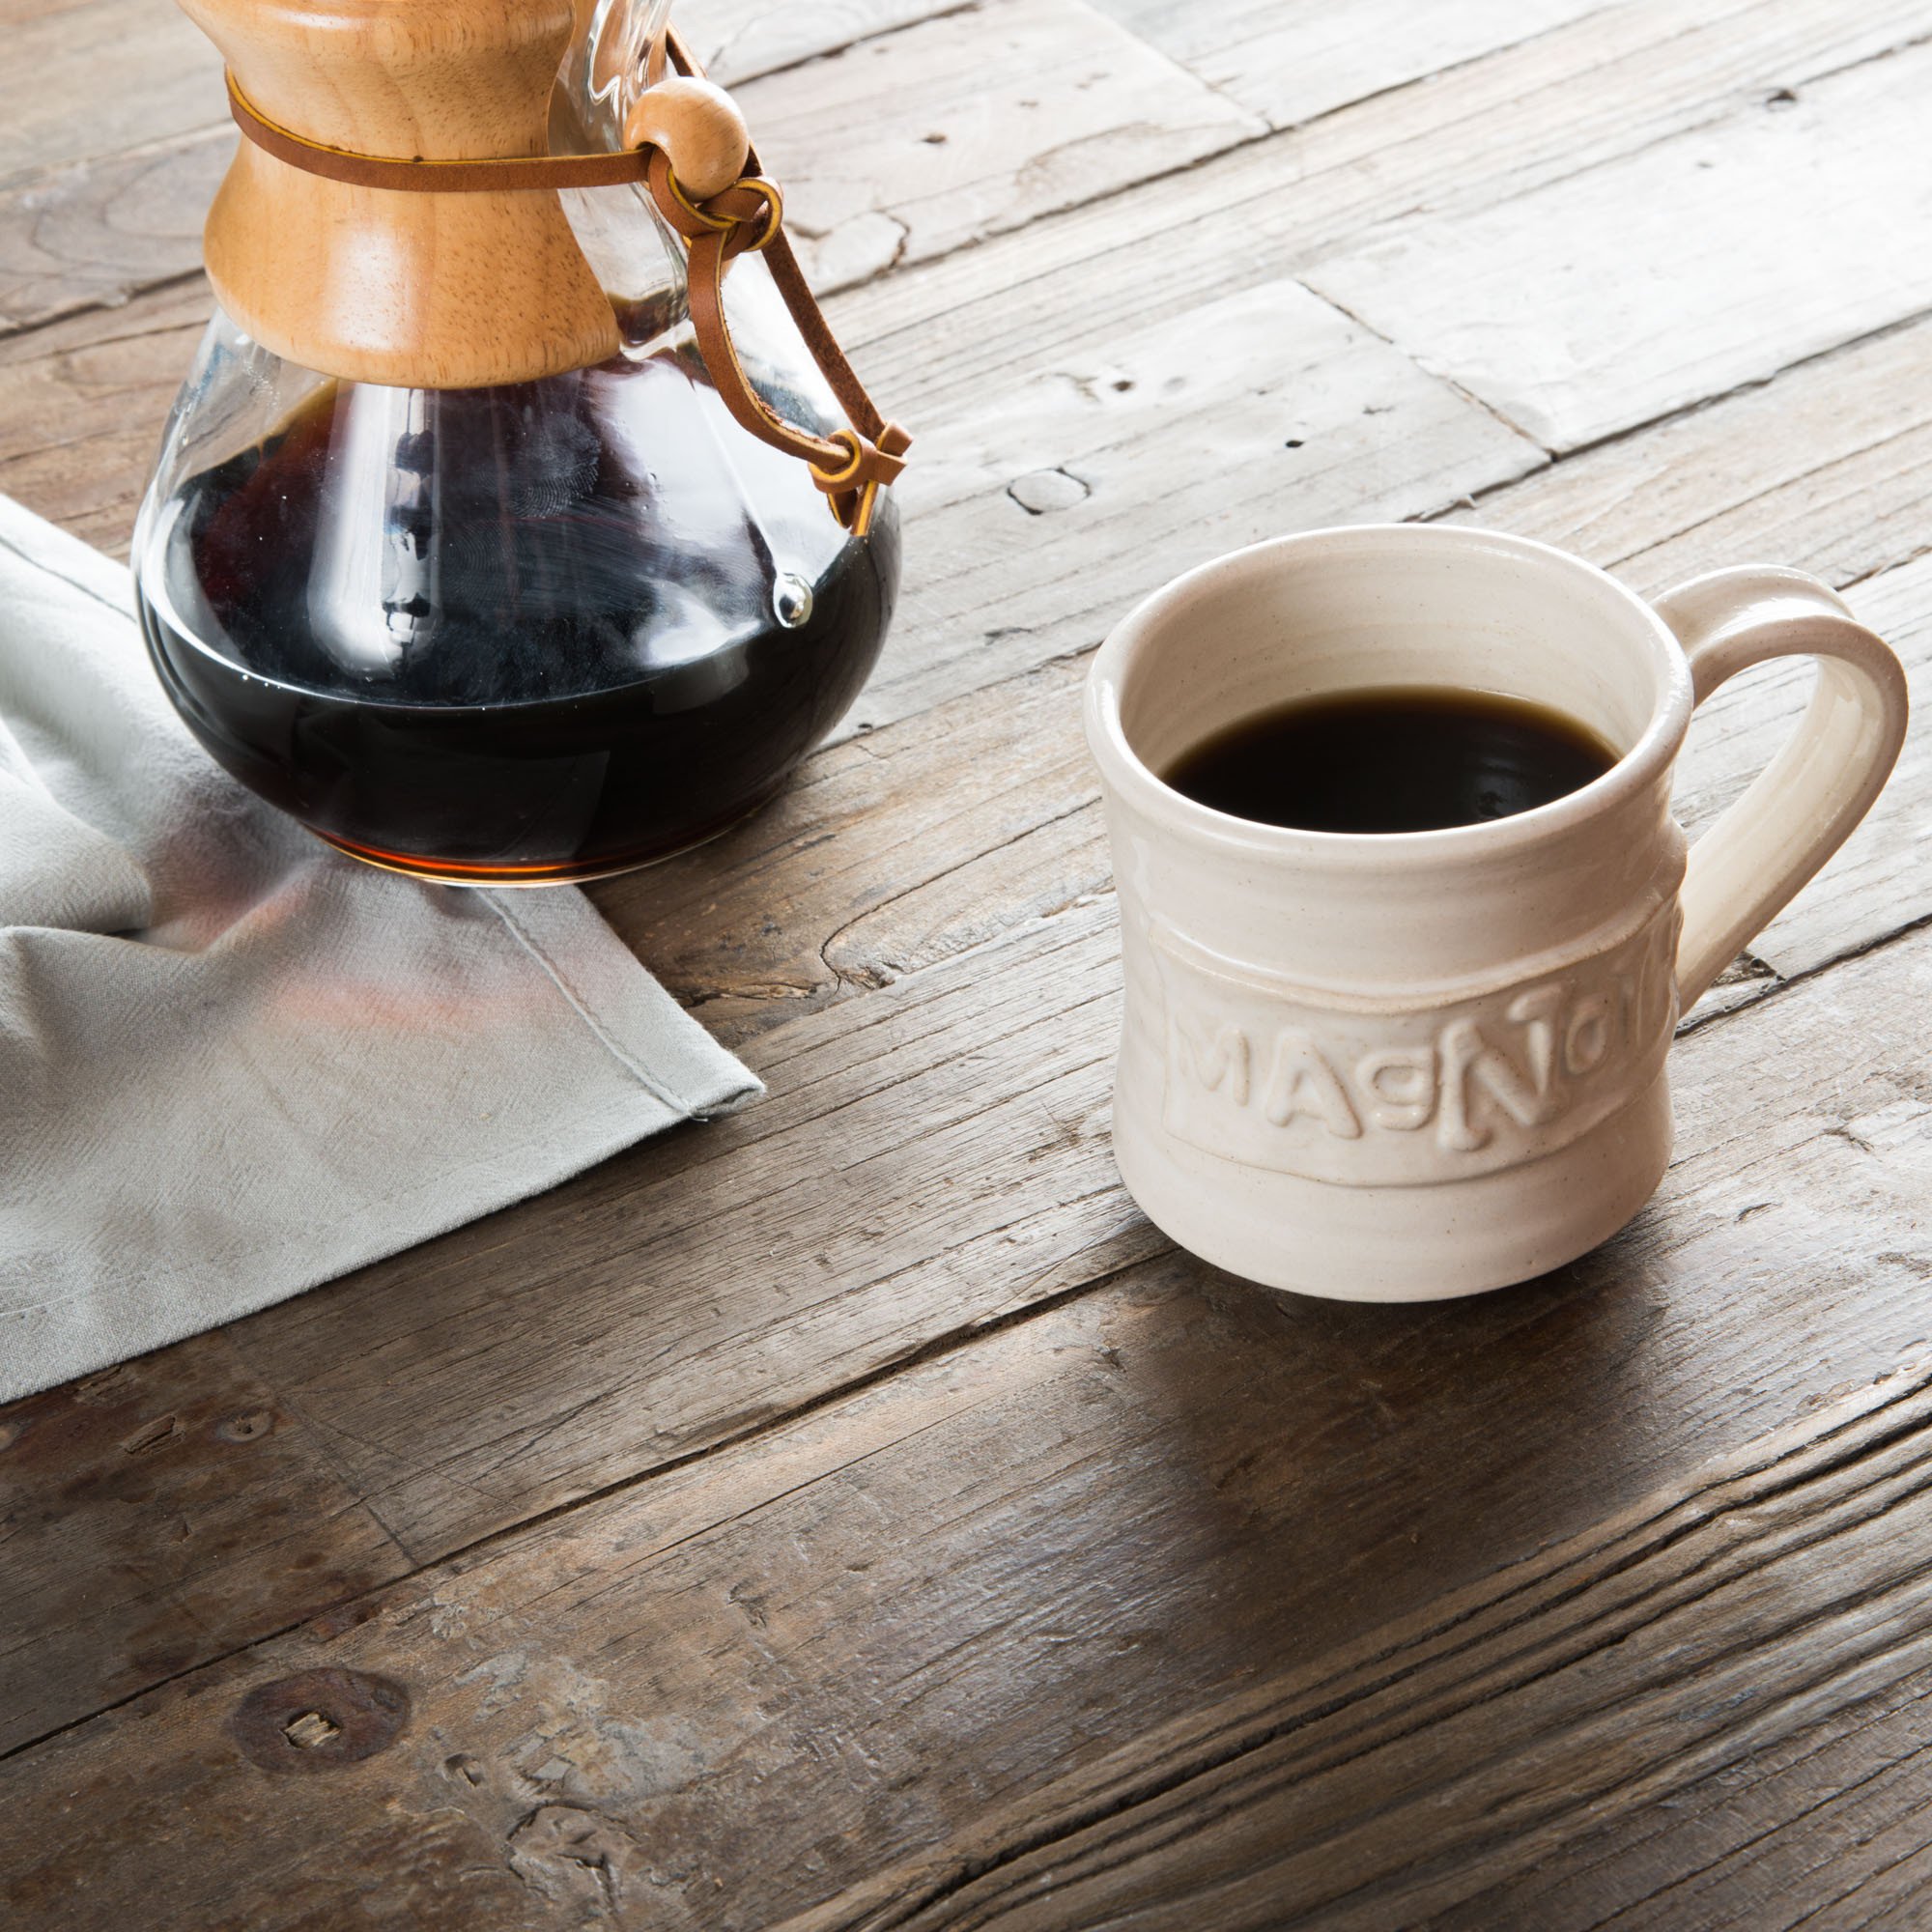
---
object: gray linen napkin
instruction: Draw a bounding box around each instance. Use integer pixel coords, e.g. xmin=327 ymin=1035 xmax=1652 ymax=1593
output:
xmin=0 ymin=496 xmax=760 ymax=1403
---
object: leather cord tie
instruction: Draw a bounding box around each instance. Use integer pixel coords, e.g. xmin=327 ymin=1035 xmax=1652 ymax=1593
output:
xmin=223 ymin=36 xmax=909 ymax=535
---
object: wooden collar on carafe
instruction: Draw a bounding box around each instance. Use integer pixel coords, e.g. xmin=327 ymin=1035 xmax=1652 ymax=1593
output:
xmin=221 ymin=26 xmax=909 ymax=534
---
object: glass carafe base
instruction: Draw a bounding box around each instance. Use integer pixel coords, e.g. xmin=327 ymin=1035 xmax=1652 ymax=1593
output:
xmin=307 ymin=776 xmax=784 ymax=887
xmin=135 ymin=346 xmax=899 ymax=882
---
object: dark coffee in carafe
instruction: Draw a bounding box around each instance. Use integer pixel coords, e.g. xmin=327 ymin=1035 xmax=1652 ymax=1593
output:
xmin=140 ymin=351 xmax=899 ymax=883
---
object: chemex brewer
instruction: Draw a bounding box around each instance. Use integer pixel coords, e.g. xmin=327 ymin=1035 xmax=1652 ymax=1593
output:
xmin=133 ymin=0 xmax=909 ymax=885
xmin=1087 ymin=526 xmax=1909 ymax=1302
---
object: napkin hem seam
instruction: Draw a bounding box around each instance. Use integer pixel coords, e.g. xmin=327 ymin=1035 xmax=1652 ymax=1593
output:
xmin=481 ymin=889 xmax=706 ymax=1116
xmin=0 ymin=524 xmax=135 ymax=622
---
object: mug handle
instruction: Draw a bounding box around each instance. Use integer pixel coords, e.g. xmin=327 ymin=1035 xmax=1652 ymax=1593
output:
xmin=1652 ymin=566 xmax=1909 ymax=1009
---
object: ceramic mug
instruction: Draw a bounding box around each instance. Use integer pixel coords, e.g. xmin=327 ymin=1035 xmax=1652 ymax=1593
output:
xmin=1085 ymin=526 xmax=1909 ymax=1301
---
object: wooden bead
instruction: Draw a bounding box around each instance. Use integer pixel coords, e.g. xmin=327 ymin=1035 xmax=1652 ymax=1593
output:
xmin=624 ymin=75 xmax=751 ymax=201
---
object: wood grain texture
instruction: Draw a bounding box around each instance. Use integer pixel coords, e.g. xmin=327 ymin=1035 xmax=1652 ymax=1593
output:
xmin=5 ymin=2 xmax=1932 ymax=1911
xmin=1448 ymin=309 xmax=1932 ymax=603
xmin=0 ymin=0 xmax=959 ymax=336
xmin=1303 ymin=36 xmax=1932 ymax=450
xmin=838 ymin=0 xmax=1932 ymax=418
xmin=3 ymin=282 xmax=1901 ymax=1754
xmin=858 ymin=272 xmax=1543 ymax=727
xmin=9 ymin=497 xmax=1932 ymax=1744
xmin=0 ymin=1345 xmax=413 ymax=1756
xmin=4 ymin=917 xmax=1931 ymax=1927
xmin=735 ymin=0 xmax=1264 ymax=293
xmin=0 ymin=0 xmax=222 ymax=187
xmin=0 ymin=229 xmax=1922 ymax=1017
xmin=0 ymin=0 xmax=1250 ymax=336
xmin=0 ymin=132 xmax=222 ymax=336
xmin=588 ymin=329 xmax=1932 ymax=1021
xmin=0 ymin=889 xmax=1154 ymax=1743
xmin=0 ymin=280 xmax=212 ymax=556
xmin=673 ymin=0 xmax=965 ymax=86
xmin=0 ymin=269 xmax=1545 ymax=700
xmin=9 ymin=278 xmax=1923 ymax=1753
xmin=0 ymin=0 xmax=1911 ymax=352
xmin=782 ymin=1350 xmax=1932 ymax=1930
xmin=1090 ymin=0 xmax=1619 ymax=130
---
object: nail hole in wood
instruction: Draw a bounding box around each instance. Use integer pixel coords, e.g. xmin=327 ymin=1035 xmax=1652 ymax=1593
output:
xmin=119 ymin=1414 xmax=182 ymax=1455
xmin=230 ymin=1668 xmax=410 ymax=1773
xmin=284 ymin=1711 xmax=341 ymax=1750
xmin=1008 ymin=468 xmax=1092 ymax=516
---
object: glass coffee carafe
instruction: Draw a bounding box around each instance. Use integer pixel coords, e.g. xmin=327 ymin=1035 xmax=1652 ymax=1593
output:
xmin=133 ymin=0 xmax=904 ymax=884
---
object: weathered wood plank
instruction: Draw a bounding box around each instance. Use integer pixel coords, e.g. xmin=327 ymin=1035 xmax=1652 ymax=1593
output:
xmin=1447 ymin=322 xmax=1932 ymax=987
xmin=0 ymin=0 xmax=1249 ymax=333
xmin=3 ymin=918 xmax=1930 ymax=1927
xmin=591 ymin=335 xmax=1932 ymax=1024
xmin=10 ymin=536 xmax=1932 ymax=1750
xmin=0 ymin=279 xmax=211 ymax=556
xmin=840 ymin=0 xmax=1932 ymax=419
xmin=5 ymin=0 xmax=1932 ymax=1787
xmin=0 ymin=269 xmax=1544 ymax=703
xmin=858 ymin=271 xmax=1542 ymax=725
xmin=783 ymin=1350 xmax=1932 ymax=1930
xmin=1447 ymin=310 xmax=1932 ymax=603
xmin=736 ymin=0 xmax=1264 ymax=292
xmin=1429 ymin=1668 xmax=1932 ymax=1926
xmin=214 ymin=896 xmax=1151 ymax=1563
xmin=25 ymin=0 xmax=1906 ymax=349
xmin=1090 ymin=0 xmax=1619 ymax=130
xmin=1303 ymin=39 xmax=1932 ymax=451
xmin=0 ymin=133 xmax=223 ymax=336
xmin=2 ymin=0 xmax=1911 ymax=401
xmin=13 ymin=255 xmax=1901 ymax=1035
xmin=674 ymin=0 xmax=965 ymax=85
xmin=0 ymin=0 xmax=222 ymax=188
xmin=0 ymin=892 xmax=1160 ymax=1745
xmin=604 ymin=652 xmax=1104 ymax=1031
xmin=0 ymin=1346 xmax=413 ymax=1757
xmin=8 ymin=302 xmax=1920 ymax=1756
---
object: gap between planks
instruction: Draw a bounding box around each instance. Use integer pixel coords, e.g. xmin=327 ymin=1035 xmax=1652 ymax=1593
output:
xmin=12 ymin=0 xmax=1921 ymax=352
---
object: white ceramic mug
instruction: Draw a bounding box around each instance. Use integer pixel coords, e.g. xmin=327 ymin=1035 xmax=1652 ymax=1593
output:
xmin=1085 ymin=526 xmax=1908 ymax=1301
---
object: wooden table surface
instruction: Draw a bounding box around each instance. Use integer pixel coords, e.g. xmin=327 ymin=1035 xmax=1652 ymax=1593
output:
xmin=5 ymin=1 xmax=1932 ymax=1924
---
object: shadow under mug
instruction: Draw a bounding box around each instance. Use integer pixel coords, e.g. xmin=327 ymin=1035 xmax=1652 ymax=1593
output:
xmin=1084 ymin=525 xmax=1909 ymax=1302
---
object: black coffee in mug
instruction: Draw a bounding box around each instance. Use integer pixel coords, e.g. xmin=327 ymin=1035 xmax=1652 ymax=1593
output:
xmin=1162 ymin=685 xmax=1617 ymax=835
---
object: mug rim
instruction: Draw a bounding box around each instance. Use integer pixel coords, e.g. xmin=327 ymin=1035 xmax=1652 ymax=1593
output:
xmin=1085 ymin=523 xmax=1696 ymax=864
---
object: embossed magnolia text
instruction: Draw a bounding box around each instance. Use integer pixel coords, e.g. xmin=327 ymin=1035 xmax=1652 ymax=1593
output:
xmin=1154 ymin=910 xmax=1676 ymax=1183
